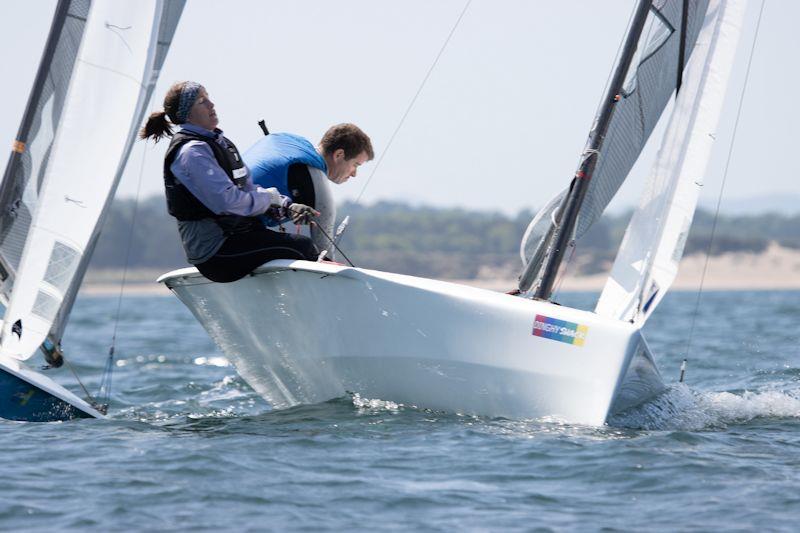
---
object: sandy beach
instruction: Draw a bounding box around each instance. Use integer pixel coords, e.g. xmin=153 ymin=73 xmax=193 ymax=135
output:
xmin=81 ymin=243 xmax=800 ymax=296
xmin=459 ymin=242 xmax=800 ymax=292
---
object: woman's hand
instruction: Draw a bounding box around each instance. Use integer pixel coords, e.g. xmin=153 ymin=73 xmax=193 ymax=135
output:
xmin=288 ymin=203 xmax=320 ymax=225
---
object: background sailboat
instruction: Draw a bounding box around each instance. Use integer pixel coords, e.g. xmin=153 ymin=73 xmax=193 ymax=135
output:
xmin=0 ymin=0 xmax=184 ymax=421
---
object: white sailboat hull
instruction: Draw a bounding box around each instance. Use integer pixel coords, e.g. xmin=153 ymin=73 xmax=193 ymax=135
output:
xmin=160 ymin=261 xmax=664 ymax=425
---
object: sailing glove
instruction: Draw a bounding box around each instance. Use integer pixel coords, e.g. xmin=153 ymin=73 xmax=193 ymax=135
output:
xmin=263 ymin=190 xmax=292 ymax=221
xmin=288 ymin=203 xmax=319 ymax=225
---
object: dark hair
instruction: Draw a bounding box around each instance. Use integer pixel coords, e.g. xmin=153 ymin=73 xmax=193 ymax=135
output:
xmin=319 ymin=123 xmax=374 ymax=160
xmin=139 ymin=81 xmax=194 ymax=142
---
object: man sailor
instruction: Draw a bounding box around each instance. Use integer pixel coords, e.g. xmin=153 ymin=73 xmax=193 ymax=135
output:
xmin=243 ymin=123 xmax=374 ymax=258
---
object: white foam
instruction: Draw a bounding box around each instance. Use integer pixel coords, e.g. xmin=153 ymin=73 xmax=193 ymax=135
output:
xmin=350 ymin=392 xmax=401 ymax=412
xmin=699 ymin=389 xmax=800 ymax=422
xmin=199 ymin=375 xmax=248 ymax=403
xmin=609 ymin=383 xmax=800 ymax=431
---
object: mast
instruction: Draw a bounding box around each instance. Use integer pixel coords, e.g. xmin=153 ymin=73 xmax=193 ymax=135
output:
xmin=533 ymin=0 xmax=653 ymax=300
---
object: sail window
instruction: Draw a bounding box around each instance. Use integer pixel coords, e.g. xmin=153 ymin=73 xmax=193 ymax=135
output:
xmin=622 ymin=7 xmax=675 ymax=96
xmin=32 ymin=291 xmax=60 ymax=321
xmin=44 ymin=241 xmax=80 ymax=293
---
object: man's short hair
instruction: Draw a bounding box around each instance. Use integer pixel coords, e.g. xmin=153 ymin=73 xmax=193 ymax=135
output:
xmin=320 ymin=123 xmax=374 ymax=160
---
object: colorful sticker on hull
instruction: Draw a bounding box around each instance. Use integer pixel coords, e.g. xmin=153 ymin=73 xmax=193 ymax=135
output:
xmin=532 ymin=314 xmax=588 ymax=347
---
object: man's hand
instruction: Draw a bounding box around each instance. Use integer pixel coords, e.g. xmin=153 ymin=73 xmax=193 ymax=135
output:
xmin=288 ymin=203 xmax=319 ymax=225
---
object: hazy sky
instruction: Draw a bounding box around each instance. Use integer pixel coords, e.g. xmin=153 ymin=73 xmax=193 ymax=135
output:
xmin=1 ymin=0 xmax=797 ymax=214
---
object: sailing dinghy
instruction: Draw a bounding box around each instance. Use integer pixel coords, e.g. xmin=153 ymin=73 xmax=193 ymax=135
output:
xmin=0 ymin=0 xmax=184 ymax=421
xmin=160 ymin=0 xmax=745 ymax=425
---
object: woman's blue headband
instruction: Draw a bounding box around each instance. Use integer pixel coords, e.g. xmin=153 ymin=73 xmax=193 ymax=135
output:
xmin=176 ymin=82 xmax=202 ymax=123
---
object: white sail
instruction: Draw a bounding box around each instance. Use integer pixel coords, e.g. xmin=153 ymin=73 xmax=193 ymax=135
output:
xmin=0 ymin=1 xmax=171 ymax=360
xmin=595 ymin=0 xmax=746 ymax=324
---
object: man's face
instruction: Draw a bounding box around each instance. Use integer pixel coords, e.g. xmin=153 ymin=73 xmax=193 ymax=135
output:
xmin=187 ymin=88 xmax=219 ymax=131
xmin=327 ymin=149 xmax=369 ymax=184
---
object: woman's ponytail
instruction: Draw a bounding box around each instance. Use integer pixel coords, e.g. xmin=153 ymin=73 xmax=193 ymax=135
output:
xmin=138 ymin=81 xmax=193 ymax=142
xmin=139 ymin=110 xmax=173 ymax=142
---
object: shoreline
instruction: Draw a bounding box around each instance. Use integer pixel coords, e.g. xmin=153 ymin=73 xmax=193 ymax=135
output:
xmin=80 ymin=243 xmax=800 ymax=296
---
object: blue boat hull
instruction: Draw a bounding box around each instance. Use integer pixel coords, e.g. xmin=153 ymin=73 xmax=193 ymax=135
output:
xmin=0 ymin=366 xmax=94 ymax=422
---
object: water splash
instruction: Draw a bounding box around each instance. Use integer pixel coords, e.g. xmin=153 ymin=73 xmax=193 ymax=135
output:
xmin=350 ymin=392 xmax=401 ymax=412
xmin=610 ymin=383 xmax=800 ymax=431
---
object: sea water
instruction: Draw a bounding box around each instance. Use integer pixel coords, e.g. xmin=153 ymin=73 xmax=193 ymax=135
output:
xmin=0 ymin=290 xmax=798 ymax=531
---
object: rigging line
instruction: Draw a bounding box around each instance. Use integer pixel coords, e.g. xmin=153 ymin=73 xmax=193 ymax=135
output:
xmin=352 ymin=0 xmax=472 ymax=206
xmin=685 ymin=0 xmax=766 ymax=360
xmin=63 ymin=356 xmax=99 ymax=408
xmin=111 ymin=141 xmax=149 ymax=339
xmin=310 ymin=221 xmax=355 ymax=267
xmin=103 ymin=140 xmax=150 ymax=391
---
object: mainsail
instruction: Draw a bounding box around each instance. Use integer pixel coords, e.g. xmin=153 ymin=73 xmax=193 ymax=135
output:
xmin=596 ymin=0 xmax=745 ymax=323
xmin=519 ymin=0 xmax=711 ymax=296
xmin=0 ymin=0 xmax=185 ymax=361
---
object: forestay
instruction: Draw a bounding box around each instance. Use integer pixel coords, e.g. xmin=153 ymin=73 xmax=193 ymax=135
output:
xmin=0 ymin=0 xmax=185 ymax=361
xmin=519 ymin=0 xmax=710 ymax=287
xmin=596 ymin=0 xmax=746 ymax=324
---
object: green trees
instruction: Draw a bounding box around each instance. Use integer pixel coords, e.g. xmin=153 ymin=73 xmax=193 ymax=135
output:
xmin=90 ymin=196 xmax=798 ymax=278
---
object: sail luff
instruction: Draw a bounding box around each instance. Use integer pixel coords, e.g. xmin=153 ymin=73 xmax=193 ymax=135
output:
xmin=531 ymin=0 xmax=654 ymax=300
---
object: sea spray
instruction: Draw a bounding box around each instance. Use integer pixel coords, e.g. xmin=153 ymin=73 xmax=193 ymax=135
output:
xmin=609 ymin=383 xmax=800 ymax=430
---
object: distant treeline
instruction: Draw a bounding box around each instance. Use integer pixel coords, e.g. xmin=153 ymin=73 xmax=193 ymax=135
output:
xmin=90 ymin=196 xmax=800 ymax=279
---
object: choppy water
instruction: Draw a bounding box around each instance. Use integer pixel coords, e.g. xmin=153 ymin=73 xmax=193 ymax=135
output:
xmin=1 ymin=290 xmax=799 ymax=531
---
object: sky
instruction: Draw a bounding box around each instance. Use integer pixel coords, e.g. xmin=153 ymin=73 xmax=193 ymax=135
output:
xmin=1 ymin=0 xmax=798 ymax=215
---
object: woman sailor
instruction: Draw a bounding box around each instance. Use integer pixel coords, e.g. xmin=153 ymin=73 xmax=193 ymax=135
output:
xmin=139 ymin=81 xmax=319 ymax=282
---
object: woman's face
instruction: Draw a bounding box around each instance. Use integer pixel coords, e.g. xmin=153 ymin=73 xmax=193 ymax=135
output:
xmin=187 ymin=88 xmax=219 ymax=131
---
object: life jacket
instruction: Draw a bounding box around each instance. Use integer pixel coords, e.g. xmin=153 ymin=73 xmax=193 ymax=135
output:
xmin=243 ymin=133 xmax=327 ymax=197
xmin=164 ymin=130 xmax=260 ymax=235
